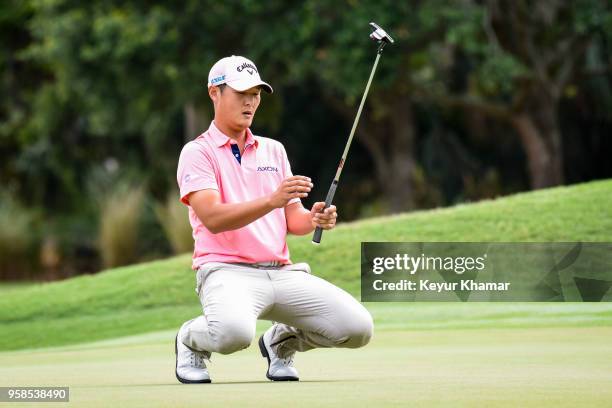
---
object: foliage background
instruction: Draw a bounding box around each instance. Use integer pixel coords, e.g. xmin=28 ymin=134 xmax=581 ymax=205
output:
xmin=1 ymin=0 xmax=611 ymax=280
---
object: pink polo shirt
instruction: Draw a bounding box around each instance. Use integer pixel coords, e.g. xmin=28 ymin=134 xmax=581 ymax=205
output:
xmin=177 ymin=121 xmax=300 ymax=270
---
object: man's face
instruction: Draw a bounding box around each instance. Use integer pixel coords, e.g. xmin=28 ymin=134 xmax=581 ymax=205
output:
xmin=211 ymin=85 xmax=261 ymax=131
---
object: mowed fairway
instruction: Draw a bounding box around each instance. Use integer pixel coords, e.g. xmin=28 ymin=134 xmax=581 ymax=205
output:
xmin=2 ymin=181 xmax=612 ymax=406
xmin=1 ymin=305 xmax=612 ymax=408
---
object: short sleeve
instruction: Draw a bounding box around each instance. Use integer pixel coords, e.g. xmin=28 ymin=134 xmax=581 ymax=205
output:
xmin=279 ymin=143 xmax=301 ymax=207
xmin=177 ymin=142 xmax=219 ymax=205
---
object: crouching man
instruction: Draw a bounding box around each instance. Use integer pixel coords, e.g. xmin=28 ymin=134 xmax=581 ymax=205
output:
xmin=175 ymin=55 xmax=373 ymax=383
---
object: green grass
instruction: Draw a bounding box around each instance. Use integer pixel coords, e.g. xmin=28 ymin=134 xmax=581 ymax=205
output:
xmin=1 ymin=325 xmax=611 ymax=407
xmin=1 ymin=180 xmax=612 ymax=407
xmin=0 ymin=281 xmax=35 ymax=294
xmin=0 ymin=179 xmax=611 ymax=351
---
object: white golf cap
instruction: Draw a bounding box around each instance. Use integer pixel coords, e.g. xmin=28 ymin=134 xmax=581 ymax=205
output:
xmin=207 ymin=55 xmax=273 ymax=93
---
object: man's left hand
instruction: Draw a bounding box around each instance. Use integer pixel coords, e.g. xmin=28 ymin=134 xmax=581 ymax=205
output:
xmin=310 ymin=202 xmax=337 ymax=230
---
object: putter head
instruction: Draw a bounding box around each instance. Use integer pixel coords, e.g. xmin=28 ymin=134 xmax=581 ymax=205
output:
xmin=369 ymin=22 xmax=394 ymax=44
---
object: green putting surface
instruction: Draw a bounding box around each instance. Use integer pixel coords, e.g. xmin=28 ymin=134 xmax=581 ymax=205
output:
xmin=1 ymin=180 xmax=611 ymax=406
xmin=1 ymin=324 xmax=611 ymax=407
xmin=1 ymin=180 xmax=612 ymax=351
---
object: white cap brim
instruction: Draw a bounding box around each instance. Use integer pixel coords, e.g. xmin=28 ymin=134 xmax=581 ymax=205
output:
xmin=226 ymin=78 xmax=273 ymax=94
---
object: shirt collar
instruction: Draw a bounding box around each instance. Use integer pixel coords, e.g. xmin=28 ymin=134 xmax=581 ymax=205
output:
xmin=208 ymin=121 xmax=258 ymax=149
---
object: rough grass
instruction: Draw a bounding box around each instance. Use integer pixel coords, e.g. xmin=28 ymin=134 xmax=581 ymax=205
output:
xmin=0 ymin=179 xmax=611 ymax=351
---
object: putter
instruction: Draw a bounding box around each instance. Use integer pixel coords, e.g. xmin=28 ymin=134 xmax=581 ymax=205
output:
xmin=312 ymin=22 xmax=394 ymax=245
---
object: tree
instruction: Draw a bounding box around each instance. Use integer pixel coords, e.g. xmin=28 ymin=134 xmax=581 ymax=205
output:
xmin=433 ymin=0 xmax=612 ymax=189
xmin=245 ymin=0 xmax=467 ymax=212
xmin=21 ymin=1 xmax=261 ymax=206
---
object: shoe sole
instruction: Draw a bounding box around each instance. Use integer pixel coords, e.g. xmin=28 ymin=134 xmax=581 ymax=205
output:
xmin=258 ymin=335 xmax=299 ymax=382
xmin=175 ymin=334 xmax=211 ymax=384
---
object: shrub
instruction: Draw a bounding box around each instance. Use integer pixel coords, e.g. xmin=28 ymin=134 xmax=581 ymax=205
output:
xmin=154 ymin=191 xmax=193 ymax=254
xmin=98 ymin=183 xmax=145 ymax=268
xmin=0 ymin=191 xmax=37 ymax=280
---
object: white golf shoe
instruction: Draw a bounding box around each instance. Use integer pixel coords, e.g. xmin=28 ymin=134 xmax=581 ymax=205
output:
xmin=258 ymin=326 xmax=299 ymax=381
xmin=175 ymin=323 xmax=211 ymax=384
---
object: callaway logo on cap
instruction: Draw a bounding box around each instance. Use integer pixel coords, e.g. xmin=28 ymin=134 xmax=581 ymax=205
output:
xmin=207 ymin=55 xmax=273 ymax=93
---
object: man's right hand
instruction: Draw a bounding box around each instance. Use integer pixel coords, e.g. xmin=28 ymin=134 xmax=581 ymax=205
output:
xmin=268 ymin=176 xmax=313 ymax=208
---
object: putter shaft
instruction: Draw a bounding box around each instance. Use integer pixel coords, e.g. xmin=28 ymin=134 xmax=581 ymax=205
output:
xmin=312 ymin=45 xmax=386 ymax=245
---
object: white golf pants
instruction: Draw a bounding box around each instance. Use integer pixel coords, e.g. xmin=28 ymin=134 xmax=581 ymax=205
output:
xmin=180 ymin=261 xmax=373 ymax=358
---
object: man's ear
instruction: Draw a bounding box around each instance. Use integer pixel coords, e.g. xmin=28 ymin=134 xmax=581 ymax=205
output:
xmin=208 ymin=86 xmax=219 ymax=104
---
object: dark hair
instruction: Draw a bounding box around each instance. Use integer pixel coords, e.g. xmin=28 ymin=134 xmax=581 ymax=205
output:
xmin=217 ymin=84 xmax=227 ymax=93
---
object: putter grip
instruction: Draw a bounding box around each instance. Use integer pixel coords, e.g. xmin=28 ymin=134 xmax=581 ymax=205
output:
xmin=312 ymin=180 xmax=338 ymax=245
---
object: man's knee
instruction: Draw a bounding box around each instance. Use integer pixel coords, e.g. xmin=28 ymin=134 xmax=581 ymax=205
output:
xmin=338 ymin=310 xmax=374 ymax=349
xmin=213 ymin=321 xmax=254 ymax=354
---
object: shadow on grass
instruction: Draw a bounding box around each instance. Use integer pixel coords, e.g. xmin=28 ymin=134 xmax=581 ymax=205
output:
xmin=76 ymin=379 xmax=359 ymax=387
